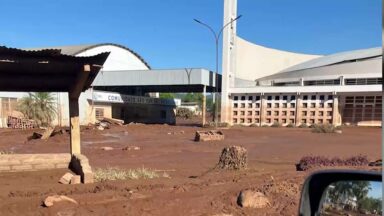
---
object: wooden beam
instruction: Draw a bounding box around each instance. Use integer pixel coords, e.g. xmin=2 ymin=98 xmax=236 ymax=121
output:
xmin=69 ymin=98 xmax=81 ymax=154
xmin=69 ymin=64 xmax=91 ymax=99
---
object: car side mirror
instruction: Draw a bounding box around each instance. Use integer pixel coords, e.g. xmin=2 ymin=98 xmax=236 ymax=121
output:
xmin=299 ymin=170 xmax=382 ymax=216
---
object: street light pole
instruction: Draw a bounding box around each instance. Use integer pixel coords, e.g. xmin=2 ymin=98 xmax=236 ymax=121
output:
xmin=194 ymin=15 xmax=242 ymax=128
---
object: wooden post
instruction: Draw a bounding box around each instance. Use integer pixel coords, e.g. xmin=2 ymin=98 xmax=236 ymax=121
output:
xmin=68 ymin=64 xmax=91 ymax=155
xmin=69 ymin=98 xmax=81 ymax=154
xmin=202 ymin=85 xmax=206 ymax=127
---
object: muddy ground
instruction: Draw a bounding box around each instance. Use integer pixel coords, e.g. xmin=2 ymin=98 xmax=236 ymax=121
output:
xmin=0 ymin=123 xmax=380 ymax=216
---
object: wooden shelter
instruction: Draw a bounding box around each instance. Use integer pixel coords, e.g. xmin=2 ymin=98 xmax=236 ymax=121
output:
xmin=0 ymin=46 xmax=110 ymax=154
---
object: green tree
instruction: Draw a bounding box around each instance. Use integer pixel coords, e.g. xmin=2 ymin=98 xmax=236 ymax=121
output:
xmin=328 ymin=181 xmax=371 ymax=210
xmin=159 ymin=93 xmax=175 ymax=99
xmin=17 ymin=92 xmax=57 ymax=127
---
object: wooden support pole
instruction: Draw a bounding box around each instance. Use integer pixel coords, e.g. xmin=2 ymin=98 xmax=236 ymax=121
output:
xmin=69 ymin=98 xmax=81 ymax=155
xmin=202 ymin=85 xmax=206 ymax=127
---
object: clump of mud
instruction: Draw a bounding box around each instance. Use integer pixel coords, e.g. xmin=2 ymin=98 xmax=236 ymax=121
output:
xmin=217 ymin=146 xmax=247 ymax=170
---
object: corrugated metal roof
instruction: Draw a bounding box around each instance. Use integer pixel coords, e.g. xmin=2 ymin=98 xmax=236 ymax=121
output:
xmin=24 ymin=43 xmax=151 ymax=69
xmin=280 ymin=47 xmax=382 ymax=73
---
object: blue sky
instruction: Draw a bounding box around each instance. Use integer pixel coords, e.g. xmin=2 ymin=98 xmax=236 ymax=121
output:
xmin=0 ymin=0 xmax=381 ymax=72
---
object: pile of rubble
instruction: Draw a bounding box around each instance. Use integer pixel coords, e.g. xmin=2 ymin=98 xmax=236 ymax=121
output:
xmin=195 ymin=130 xmax=224 ymax=142
xmin=7 ymin=111 xmax=37 ymax=129
xmin=95 ymin=117 xmax=124 ymax=130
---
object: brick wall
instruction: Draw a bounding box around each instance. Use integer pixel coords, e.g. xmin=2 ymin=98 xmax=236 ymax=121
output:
xmin=0 ymin=153 xmax=70 ymax=172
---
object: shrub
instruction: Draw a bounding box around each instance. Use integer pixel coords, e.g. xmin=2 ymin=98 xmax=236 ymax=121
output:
xmin=249 ymin=123 xmax=259 ymax=127
xmin=0 ymin=150 xmax=13 ymax=155
xmin=286 ymin=123 xmax=295 ymax=128
xmin=261 ymin=124 xmax=269 ymax=127
xmin=271 ymin=122 xmax=281 ymax=127
xmin=311 ymin=124 xmax=337 ymax=133
xmin=94 ymin=167 xmax=166 ymax=182
xmin=296 ymin=155 xmax=369 ymax=171
xmin=298 ymin=124 xmax=308 ymax=128
xmin=176 ymin=108 xmax=194 ymax=119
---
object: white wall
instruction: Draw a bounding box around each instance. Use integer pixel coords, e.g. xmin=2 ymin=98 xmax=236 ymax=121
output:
xmin=235 ymin=36 xmax=322 ymax=81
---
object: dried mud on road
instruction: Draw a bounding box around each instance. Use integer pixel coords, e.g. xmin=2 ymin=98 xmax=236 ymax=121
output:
xmin=0 ymin=124 xmax=380 ymax=215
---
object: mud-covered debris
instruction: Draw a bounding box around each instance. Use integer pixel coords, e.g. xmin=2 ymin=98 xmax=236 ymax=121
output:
xmin=43 ymin=195 xmax=78 ymax=207
xmin=59 ymin=172 xmax=74 ymax=184
xmin=217 ymin=146 xmax=247 ymax=170
xmin=237 ymin=190 xmax=270 ymax=208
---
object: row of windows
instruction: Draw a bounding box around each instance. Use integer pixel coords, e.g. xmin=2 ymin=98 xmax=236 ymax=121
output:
xmin=233 ymin=110 xmax=296 ymax=116
xmin=302 ymin=111 xmax=332 ymax=117
xmin=233 ymin=117 xmax=332 ymax=124
xmin=345 ymin=78 xmax=382 ymax=85
xmin=345 ymin=96 xmax=382 ymax=104
xmin=233 ymin=95 xmax=334 ymax=101
xmin=304 ymin=79 xmax=340 ymax=86
xmin=233 ymin=102 xmax=333 ymax=109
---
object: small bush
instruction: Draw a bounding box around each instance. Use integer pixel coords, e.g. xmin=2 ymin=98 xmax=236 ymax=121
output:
xmin=94 ymin=167 xmax=165 ymax=182
xmin=296 ymin=155 xmax=369 ymax=171
xmin=249 ymin=123 xmax=259 ymax=127
xmin=176 ymin=108 xmax=194 ymax=119
xmin=298 ymin=124 xmax=308 ymax=128
xmin=271 ymin=122 xmax=281 ymax=127
xmin=311 ymin=124 xmax=337 ymax=133
xmin=261 ymin=124 xmax=269 ymax=127
xmin=0 ymin=150 xmax=13 ymax=155
xmin=286 ymin=123 xmax=295 ymax=128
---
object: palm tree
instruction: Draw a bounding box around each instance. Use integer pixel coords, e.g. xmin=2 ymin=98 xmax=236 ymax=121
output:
xmin=17 ymin=92 xmax=57 ymax=127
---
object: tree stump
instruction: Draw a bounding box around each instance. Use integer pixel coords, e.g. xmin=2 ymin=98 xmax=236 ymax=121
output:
xmin=217 ymin=146 xmax=247 ymax=170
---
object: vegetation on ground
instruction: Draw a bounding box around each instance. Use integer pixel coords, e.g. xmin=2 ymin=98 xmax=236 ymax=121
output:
xmin=17 ymin=92 xmax=56 ymax=127
xmin=0 ymin=150 xmax=13 ymax=155
xmin=94 ymin=167 xmax=168 ymax=182
xmin=296 ymin=155 xmax=369 ymax=171
xmin=159 ymin=93 xmax=176 ymax=99
xmin=176 ymin=107 xmax=194 ymax=119
xmin=311 ymin=124 xmax=339 ymax=133
xmin=271 ymin=122 xmax=282 ymax=127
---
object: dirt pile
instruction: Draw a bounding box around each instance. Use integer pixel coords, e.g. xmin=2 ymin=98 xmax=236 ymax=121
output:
xmin=217 ymin=146 xmax=247 ymax=170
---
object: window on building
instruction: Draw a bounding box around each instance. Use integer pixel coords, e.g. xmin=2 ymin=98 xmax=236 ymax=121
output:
xmin=290 ymin=103 xmax=295 ymax=108
xmin=248 ymin=103 xmax=252 ymax=108
xmin=240 ymin=118 xmax=245 ymax=123
xmin=247 ymin=118 xmax=252 ymax=123
xmin=240 ymin=111 xmax=245 ymax=115
xmin=319 ymin=111 xmax=323 ymax=116
xmin=302 ymin=111 xmax=307 ymax=116
xmin=283 ymin=96 xmax=288 ymax=100
xmin=234 ymin=96 xmax=238 ymax=100
xmin=255 ymin=96 xmax=260 ymax=101
xmin=282 ymin=111 xmax=287 ymax=116
xmin=248 ymin=96 xmax=253 ymax=100
xmin=255 ymin=119 xmax=260 ymax=123
xmin=282 ymin=119 xmax=287 ymax=123
xmin=255 ymin=103 xmax=260 ymax=108
xmin=319 ymin=95 xmax=325 ymax=100
xmin=326 ymin=119 xmax=332 ymax=124
xmin=241 ymin=103 xmax=245 ymax=108
xmin=319 ymin=103 xmax=324 ymax=108
xmin=318 ymin=119 xmax=323 ymax=124
xmin=289 ymin=119 xmax=294 ymax=124
xmin=290 ymin=111 xmax=295 ymax=116
xmin=282 ymin=103 xmax=287 ymax=108
xmin=303 ymin=95 xmax=308 ymax=100
xmin=310 ymin=103 xmax=316 ymax=108
xmin=248 ymin=111 xmax=252 ymax=116
xmin=267 ymin=103 xmax=272 ymax=108
xmin=327 ymin=103 xmax=333 ymax=108
xmin=311 ymin=95 xmax=316 ymax=100
xmin=95 ymin=108 xmax=105 ymax=120
xmin=233 ymin=111 xmax=238 ymax=116
xmin=233 ymin=118 xmax=237 ymax=123
xmin=275 ymin=103 xmax=279 ymax=108
xmin=234 ymin=103 xmax=238 ymax=108
xmin=291 ymin=95 xmax=296 ymax=100
xmin=266 ymin=118 xmax=271 ymax=123
xmin=328 ymin=95 xmax=333 ymax=100
xmin=267 ymin=96 xmax=272 ymax=100
xmin=327 ymin=111 xmax=332 ymax=116
xmin=274 ymin=111 xmax=279 ymax=116
xmin=255 ymin=111 xmax=260 ymax=116
xmin=303 ymin=103 xmax=308 ymax=108
xmin=310 ymin=111 xmax=315 ymax=116
xmin=275 ymin=96 xmax=280 ymax=100
xmin=241 ymin=96 xmax=246 ymax=100
xmin=309 ymin=119 xmax=315 ymax=124
xmin=302 ymin=119 xmax=307 ymax=124
xmin=267 ymin=111 xmax=271 ymax=116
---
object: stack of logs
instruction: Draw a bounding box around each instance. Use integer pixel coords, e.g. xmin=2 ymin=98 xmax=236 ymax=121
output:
xmin=7 ymin=116 xmax=36 ymax=129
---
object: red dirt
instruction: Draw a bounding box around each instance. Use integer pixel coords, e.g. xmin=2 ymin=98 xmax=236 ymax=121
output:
xmin=0 ymin=124 xmax=380 ymax=215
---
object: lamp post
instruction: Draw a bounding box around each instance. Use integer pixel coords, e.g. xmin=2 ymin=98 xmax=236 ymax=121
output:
xmin=194 ymin=15 xmax=242 ymax=127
